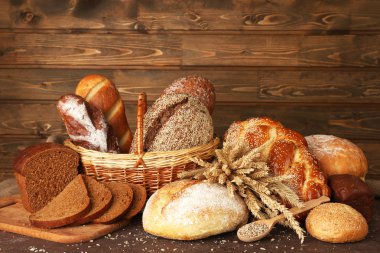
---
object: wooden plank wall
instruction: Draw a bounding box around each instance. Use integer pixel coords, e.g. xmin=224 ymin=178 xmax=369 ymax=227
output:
xmin=0 ymin=0 xmax=379 ymax=183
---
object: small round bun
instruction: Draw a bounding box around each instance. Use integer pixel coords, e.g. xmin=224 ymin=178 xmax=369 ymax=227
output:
xmin=162 ymin=75 xmax=216 ymax=114
xmin=305 ymin=135 xmax=368 ymax=179
xmin=306 ymin=203 xmax=368 ymax=243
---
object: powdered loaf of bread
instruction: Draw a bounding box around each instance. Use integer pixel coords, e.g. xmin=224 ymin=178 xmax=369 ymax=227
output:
xmin=306 ymin=135 xmax=368 ymax=180
xmin=224 ymin=117 xmax=330 ymax=202
xmin=29 ymin=175 xmax=91 ymax=229
xmin=57 ymin=94 xmax=119 ymax=152
xmin=130 ymin=94 xmax=213 ymax=152
xmin=14 ymin=143 xmax=79 ymax=213
xmin=143 ymin=180 xmax=249 ymax=240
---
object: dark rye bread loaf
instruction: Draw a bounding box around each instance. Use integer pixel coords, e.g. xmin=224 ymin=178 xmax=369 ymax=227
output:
xmin=93 ymin=182 xmax=133 ymax=224
xmin=130 ymin=94 xmax=213 ymax=152
xmin=14 ymin=143 xmax=79 ymax=213
xmin=29 ymin=175 xmax=91 ymax=229
xmin=73 ymin=176 xmax=113 ymax=225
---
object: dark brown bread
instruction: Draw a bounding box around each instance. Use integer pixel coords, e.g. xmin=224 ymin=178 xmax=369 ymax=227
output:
xmin=14 ymin=143 xmax=79 ymax=213
xmin=162 ymin=75 xmax=216 ymax=114
xmin=130 ymin=94 xmax=213 ymax=152
xmin=124 ymin=184 xmax=147 ymax=220
xmin=329 ymin=174 xmax=374 ymax=222
xmin=93 ymin=182 xmax=133 ymax=224
xmin=72 ymin=176 xmax=113 ymax=225
xmin=29 ymin=175 xmax=91 ymax=229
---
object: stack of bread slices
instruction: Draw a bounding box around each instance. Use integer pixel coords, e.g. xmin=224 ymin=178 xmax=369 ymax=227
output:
xmin=14 ymin=142 xmax=146 ymax=229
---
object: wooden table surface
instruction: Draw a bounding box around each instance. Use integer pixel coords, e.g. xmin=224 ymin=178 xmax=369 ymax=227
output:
xmin=0 ymin=200 xmax=378 ymax=253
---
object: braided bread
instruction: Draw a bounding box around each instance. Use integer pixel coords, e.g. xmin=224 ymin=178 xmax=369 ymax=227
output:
xmin=224 ymin=117 xmax=330 ymax=201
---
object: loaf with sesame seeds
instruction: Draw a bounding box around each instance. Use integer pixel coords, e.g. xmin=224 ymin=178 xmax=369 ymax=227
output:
xmin=130 ymin=94 xmax=213 ymax=152
xmin=224 ymin=117 xmax=330 ymax=202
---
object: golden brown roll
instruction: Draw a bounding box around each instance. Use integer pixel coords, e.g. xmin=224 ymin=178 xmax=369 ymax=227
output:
xmin=305 ymin=135 xmax=368 ymax=180
xmin=306 ymin=203 xmax=368 ymax=243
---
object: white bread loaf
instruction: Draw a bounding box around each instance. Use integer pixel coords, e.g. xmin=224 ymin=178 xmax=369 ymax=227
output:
xmin=143 ymin=180 xmax=249 ymax=240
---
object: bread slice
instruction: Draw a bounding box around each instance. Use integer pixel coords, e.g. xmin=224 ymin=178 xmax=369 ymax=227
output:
xmin=73 ymin=177 xmax=113 ymax=225
xmin=29 ymin=175 xmax=90 ymax=229
xmin=93 ymin=182 xmax=133 ymax=224
xmin=124 ymin=184 xmax=147 ymax=220
xmin=14 ymin=143 xmax=79 ymax=213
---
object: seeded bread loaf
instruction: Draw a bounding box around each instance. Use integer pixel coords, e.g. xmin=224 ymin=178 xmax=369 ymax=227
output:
xmin=73 ymin=176 xmax=113 ymax=225
xmin=162 ymin=75 xmax=216 ymax=114
xmin=93 ymin=182 xmax=133 ymax=224
xmin=130 ymin=94 xmax=213 ymax=152
xmin=14 ymin=143 xmax=79 ymax=213
xmin=29 ymin=175 xmax=91 ymax=229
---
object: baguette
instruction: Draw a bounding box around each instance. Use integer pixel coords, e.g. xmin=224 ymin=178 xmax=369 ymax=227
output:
xmin=75 ymin=74 xmax=132 ymax=153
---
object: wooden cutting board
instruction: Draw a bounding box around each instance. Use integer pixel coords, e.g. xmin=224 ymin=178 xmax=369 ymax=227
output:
xmin=0 ymin=202 xmax=129 ymax=243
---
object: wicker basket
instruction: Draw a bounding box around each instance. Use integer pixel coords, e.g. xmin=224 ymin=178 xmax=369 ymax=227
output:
xmin=64 ymin=92 xmax=219 ymax=195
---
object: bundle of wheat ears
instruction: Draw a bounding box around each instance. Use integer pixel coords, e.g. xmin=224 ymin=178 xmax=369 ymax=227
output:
xmin=179 ymin=142 xmax=305 ymax=242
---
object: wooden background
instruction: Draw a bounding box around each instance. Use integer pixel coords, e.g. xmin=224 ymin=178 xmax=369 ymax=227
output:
xmin=0 ymin=0 xmax=379 ymax=185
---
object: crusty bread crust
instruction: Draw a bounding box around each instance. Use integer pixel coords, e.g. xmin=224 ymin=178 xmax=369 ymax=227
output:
xmin=306 ymin=203 xmax=368 ymax=243
xmin=143 ymin=180 xmax=249 ymax=240
xmin=306 ymin=135 xmax=368 ymax=179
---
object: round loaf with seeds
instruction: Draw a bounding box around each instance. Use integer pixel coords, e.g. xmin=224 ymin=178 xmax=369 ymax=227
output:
xmin=130 ymin=94 xmax=213 ymax=152
xmin=162 ymin=75 xmax=216 ymax=114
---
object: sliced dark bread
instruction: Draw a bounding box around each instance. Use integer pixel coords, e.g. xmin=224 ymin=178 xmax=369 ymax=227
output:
xmin=93 ymin=182 xmax=133 ymax=224
xmin=29 ymin=175 xmax=90 ymax=229
xmin=73 ymin=177 xmax=113 ymax=225
xmin=14 ymin=143 xmax=79 ymax=213
xmin=124 ymin=184 xmax=147 ymax=220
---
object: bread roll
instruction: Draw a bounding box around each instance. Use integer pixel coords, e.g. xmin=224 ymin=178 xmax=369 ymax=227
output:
xmin=305 ymin=135 xmax=368 ymax=180
xmin=306 ymin=203 xmax=368 ymax=243
xmin=162 ymin=75 xmax=216 ymax=114
xmin=224 ymin=117 xmax=330 ymax=202
xmin=130 ymin=94 xmax=213 ymax=152
xmin=75 ymin=74 xmax=132 ymax=153
xmin=143 ymin=180 xmax=249 ymax=240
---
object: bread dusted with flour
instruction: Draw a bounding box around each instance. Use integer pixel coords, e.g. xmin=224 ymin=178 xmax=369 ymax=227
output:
xmin=305 ymin=135 xmax=368 ymax=180
xmin=57 ymin=94 xmax=119 ymax=153
xmin=75 ymin=74 xmax=132 ymax=153
xmin=143 ymin=180 xmax=249 ymax=240
xmin=224 ymin=117 xmax=330 ymax=202
xmin=130 ymin=94 xmax=213 ymax=152
xmin=162 ymin=75 xmax=216 ymax=114
xmin=14 ymin=143 xmax=79 ymax=213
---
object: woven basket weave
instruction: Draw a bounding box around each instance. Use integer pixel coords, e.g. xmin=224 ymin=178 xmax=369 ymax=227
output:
xmin=64 ymin=92 xmax=219 ymax=195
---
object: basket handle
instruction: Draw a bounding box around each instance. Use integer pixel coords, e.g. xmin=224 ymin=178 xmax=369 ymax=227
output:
xmin=134 ymin=92 xmax=147 ymax=168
